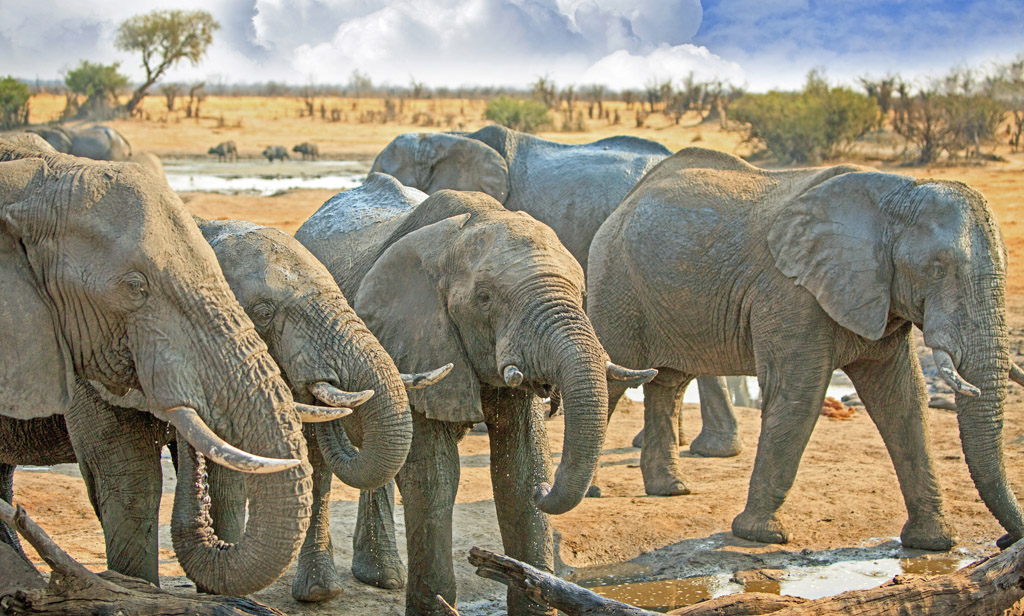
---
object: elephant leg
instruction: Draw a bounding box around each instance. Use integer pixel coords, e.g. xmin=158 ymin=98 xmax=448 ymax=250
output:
xmin=65 ymin=398 xmax=166 ymax=584
xmin=292 ymin=425 xmax=345 ymax=602
xmin=486 ymin=386 xmax=556 ymax=616
xmin=352 ymin=482 xmax=405 ymax=589
xmin=690 ymin=376 xmax=742 ymax=457
xmin=844 ymin=334 xmax=956 ymax=551
xmin=0 ymin=463 xmax=27 ymax=563
xmin=590 ymin=382 xmax=629 ymax=498
xmin=641 ymin=370 xmax=692 ymax=496
xmin=727 ymin=375 xmax=756 ymax=408
xmin=632 ymin=383 xmax=687 ymax=450
xmin=732 ymin=352 xmax=831 ymax=545
xmin=395 ymin=412 xmax=466 ymax=616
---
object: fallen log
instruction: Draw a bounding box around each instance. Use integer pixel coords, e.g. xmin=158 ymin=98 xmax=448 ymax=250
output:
xmin=0 ymin=499 xmax=286 ymax=616
xmin=466 ymin=541 xmax=1024 ymax=616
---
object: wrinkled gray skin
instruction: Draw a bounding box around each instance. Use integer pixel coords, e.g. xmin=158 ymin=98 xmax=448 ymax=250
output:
xmin=293 ymin=142 xmax=319 ymax=160
xmin=372 ymin=127 xmax=741 ymax=485
xmin=0 ymin=141 xmax=313 ymax=595
xmin=29 ymin=125 xmax=132 ymax=161
xmin=209 ymin=140 xmax=239 ymax=162
xmin=588 ymin=147 xmax=1024 ymax=550
xmin=297 ymin=177 xmax=612 ymax=615
xmin=262 ymin=145 xmax=290 ymax=162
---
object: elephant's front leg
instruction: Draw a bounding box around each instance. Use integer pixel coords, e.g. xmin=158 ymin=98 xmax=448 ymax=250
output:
xmin=732 ymin=344 xmax=832 ymax=544
xmin=290 ymin=425 xmax=344 ymax=602
xmin=0 ymin=463 xmax=24 ymax=561
xmin=844 ymin=330 xmax=956 ymax=551
xmin=641 ymin=370 xmax=692 ymax=496
xmin=486 ymin=386 xmax=557 ymax=616
xmin=690 ymin=376 xmax=742 ymax=457
xmin=395 ymin=412 xmax=467 ymax=616
xmin=352 ymin=481 xmax=405 ymax=589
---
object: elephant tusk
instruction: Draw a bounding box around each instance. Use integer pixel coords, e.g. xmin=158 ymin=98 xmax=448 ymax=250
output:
xmin=503 ymin=364 xmax=525 ymax=388
xmin=156 ymin=406 xmax=302 ymax=473
xmin=294 ymin=402 xmax=353 ymax=422
xmin=932 ymin=348 xmax=981 ymax=397
xmin=309 ymin=381 xmax=374 ymax=408
xmin=1010 ymin=362 xmax=1024 ymax=387
xmin=402 ymin=363 xmax=455 ymax=390
xmin=605 ymin=361 xmax=658 ymax=388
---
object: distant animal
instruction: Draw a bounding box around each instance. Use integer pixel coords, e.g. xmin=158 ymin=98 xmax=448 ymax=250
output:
xmin=127 ymin=152 xmax=165 ymax=181
xmin=262 ymin=145 xmax=289 ymax=162
xmin=29 ymin=125 xmax=131 ymax=161
xmin=293 ymin=142 xmax=319 ymax=160
xmin=208 ymin=140 xmax=238 ymax=162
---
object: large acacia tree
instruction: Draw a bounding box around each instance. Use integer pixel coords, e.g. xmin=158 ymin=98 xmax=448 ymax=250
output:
xmin=116 ymin=9 xmax=220 ymax=115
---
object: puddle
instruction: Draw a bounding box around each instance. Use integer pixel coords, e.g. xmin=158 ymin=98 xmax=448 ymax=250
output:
xmin=163 ymin=160 xmax=368 ymax=196
xmin=624 ymin=371 xmax=856 ymax=405
xmin=571 ymin=555 xmax=970 ymax=612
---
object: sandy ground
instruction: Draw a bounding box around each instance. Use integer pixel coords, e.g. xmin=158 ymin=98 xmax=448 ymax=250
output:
xmin=10 ymin=96 xmax=1024 ymax=613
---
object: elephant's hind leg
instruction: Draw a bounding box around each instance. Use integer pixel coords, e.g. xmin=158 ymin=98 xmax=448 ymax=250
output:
xmin=291 ymin=426 xmax=345 ymax=602
xmin=844 ymin=330 xmax=956 ymax=551
xmin=690 ymin=376 xmax=742 ymax=457
xmin=641 ymin=370 xmax=692 ymax=496
xmin=589 ymin=382 xmax=629 ymax=498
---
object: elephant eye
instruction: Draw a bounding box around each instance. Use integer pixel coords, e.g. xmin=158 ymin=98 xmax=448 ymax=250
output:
xmin=475 ymin=287 xmax=492 ymax=308
xmin=122 ymin=272 xmax=149 ymax=304
xmin=926 ymin=263 xmax=948 ymax=280
xmin=249 ymin=301 xmax=276 ymax=328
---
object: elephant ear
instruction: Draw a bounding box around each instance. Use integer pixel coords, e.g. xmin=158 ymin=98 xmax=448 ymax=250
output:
xmin=768 ymin=171 xmax=907 ymax=341
xmin=354 ymin=213 xmax=483 ymax=423
xmin=0 ymin=158 xmax=73 ymax=418
xmin=373 ymin=133 xmax=510 ymax=203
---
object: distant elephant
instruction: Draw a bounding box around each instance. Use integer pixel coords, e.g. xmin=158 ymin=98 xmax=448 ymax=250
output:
xmin=372 ymin=126 xmax=741 ymax=491
xmin=293 ymin=141 xmax=319 ymax=160
xmin=587 ymin=147 xmax=1024 ymax=551
xmin=29 ymin=124 xmax=131 ymax=161
xmin=208 ymin=140 xmax=238 ymax=162
xmin=296 ymin=174 xmax=654 ymax=615
xmin=0 ymin=140 xmax=319 ymax=595
xmin=128 ymin=151 xmax=165 ymax=181
xmin=262 ymin=145 xmax=289 ymax=162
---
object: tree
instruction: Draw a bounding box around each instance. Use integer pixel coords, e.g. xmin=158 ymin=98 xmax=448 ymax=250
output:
xmin=63 ymin=60 xmax=128 ymax=119
xmin=485 ymin=96 xmax=550 ymax=133
xmin=0 ymin=76 xmax=31 ymax=129
xmin=115 ymin=9 xmax=220 ymax=115
xmin=531 ymin=75 xmax=558 ymax=109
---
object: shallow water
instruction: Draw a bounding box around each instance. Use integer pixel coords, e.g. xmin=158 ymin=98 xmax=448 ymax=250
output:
xmin=163 ymin=160 xmax=367 ymax=196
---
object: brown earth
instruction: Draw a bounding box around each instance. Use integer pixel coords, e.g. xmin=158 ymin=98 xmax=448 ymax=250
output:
xmin=10 ymin=94 xmax=1024 ymax=614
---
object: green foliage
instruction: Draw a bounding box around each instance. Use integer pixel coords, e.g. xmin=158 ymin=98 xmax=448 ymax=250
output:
xmin=63 ymin=61 xmax=128 ymax=118
xmin=485 ymin=96 xmax=550 ymax=133
xmin=116 ymin=9 xmax=220 ymax=113
xmin=0 ymin=76 xmax=31 ymax=129
xmin=730 ymin=72 xmax=878 ymax=163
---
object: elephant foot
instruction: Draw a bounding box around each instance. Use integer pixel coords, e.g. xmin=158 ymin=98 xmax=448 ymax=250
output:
xmin=643 ymin=473 xmax=690 ymax=497
xmin=586 ymin=484 xmax=602 ymax=498
xmin=689 ymin=429 xmax=742 ymax=458
xmin=292 ymin=549 xmax=344 ymax=603
xmin=352 ymin=546 xmax=406 ymax=590
xmin=732 ymin=510 xmax=789 ymax=544
xmin=900 ymin=516 xmax=957 ymax=551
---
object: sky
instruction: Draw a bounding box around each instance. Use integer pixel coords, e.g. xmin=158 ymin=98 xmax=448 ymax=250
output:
xmin=1 ymin=0 xmax=1022 ymax=92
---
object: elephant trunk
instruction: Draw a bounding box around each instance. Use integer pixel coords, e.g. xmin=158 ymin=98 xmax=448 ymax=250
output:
xmin=525 ymin=304 xmax=609 ymax=515
xmin=311 ymin=308 xmax=412 ymax=491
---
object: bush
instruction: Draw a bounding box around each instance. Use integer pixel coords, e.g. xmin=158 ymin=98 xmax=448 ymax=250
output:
xmin=484 ymin=96 xmax=550 ymax=133
xmin=730 ymin=72 xmax=878 ymax=164
xmin=0 ymin=76 xmax=31 ymax=129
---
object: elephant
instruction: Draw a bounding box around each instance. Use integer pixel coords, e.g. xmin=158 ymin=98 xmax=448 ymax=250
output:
xmin=128 ymin=151 xmax=165 ymax=181
xmin=0 ymin=140 xmax=338 ymax=595
xmin=29 ymin=124 xmax=132 ymax=161
xmin=209 ymin=140 xmax=239 ymax=162
xmin=371 ymin=126 xmax=742 ymax=491
xmin=295 ymin=173 xmax=654 ymax=615
xmin=587 ymin=147 xmax=1024 ymax=551
xmin=293 ymin=142 xmax=319 ymax=160
xmin=262 ymin=145 xmax=290 ymax=162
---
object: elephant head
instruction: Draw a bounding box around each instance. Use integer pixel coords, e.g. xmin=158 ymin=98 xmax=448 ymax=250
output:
xmin=0 ymin=143 xmax=318 ymax=594
xmin=769 ymin=171 xmax=1024 ymax=545
xmin=352 ymin=190 xmax=612 ymax=514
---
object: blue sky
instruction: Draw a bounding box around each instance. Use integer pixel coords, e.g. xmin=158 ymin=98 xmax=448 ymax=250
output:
xmin=1 ymin=0 xmax=1021 ymax=91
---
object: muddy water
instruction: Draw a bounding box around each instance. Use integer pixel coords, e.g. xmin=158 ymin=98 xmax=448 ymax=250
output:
xmin=571 ymin=555 xmax=970 ymax=612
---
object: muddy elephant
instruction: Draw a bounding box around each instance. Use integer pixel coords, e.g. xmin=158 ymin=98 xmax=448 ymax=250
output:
xmin=209 ymin=140 xmax=238 ymax=162
xmin=0 ymin=141 xmax=321 ymax=595
xmin=296 ymin=174 xmax=653 ymax=615
xmin=587 ymin=147 xmax=1024 ymax=550
xmin=29 ymin=125 xmax=132 ymax=161
xmin=372 ymin=126 xmax=741 ymax=488
xmin=293 ymin=142 xmax=319 ymax=160
xmin=262 ymin=145 xmax=289 ymax=162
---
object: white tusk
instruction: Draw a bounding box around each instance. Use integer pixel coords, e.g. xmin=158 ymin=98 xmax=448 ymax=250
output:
xmin=606 ymin=361 xmax=658 ymax=387
xmin=309 ymin=382 xmax=374 ymax=407
xmin=1010 ymin=362 xmax=1024 ymax=387
xmin=932 ymin=348 xmax=981 ymax=397
xmin=503 ymin=364 xmax=524 ymax=388
xmin=156 ymin=406 xmax=302 ymax=473
xmin=402 ymin=363 xmax=454 ymax=390
xmin=294 ymin=401 xmax=353 ymax=422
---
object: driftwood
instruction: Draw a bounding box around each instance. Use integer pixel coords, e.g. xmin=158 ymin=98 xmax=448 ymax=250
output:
xmin=465 ymin=542 xmax=1024 ymax=616
xmin=0 ymin=500 xmax=286 ymax=616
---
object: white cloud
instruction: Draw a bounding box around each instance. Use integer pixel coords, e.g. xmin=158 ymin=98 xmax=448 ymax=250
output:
xmin=580 ymin=44 xmax=744 ymax=90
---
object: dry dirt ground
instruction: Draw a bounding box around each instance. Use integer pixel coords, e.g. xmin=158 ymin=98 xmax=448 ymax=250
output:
xmin=10 ymin=95 xmax=1024 ymax=614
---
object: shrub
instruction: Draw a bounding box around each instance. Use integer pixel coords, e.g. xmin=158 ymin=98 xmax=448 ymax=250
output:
xmin=484 ymin=96 xmax=550 ymax=133
xmin=0 ymin=76 xmax=31 ymax=129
